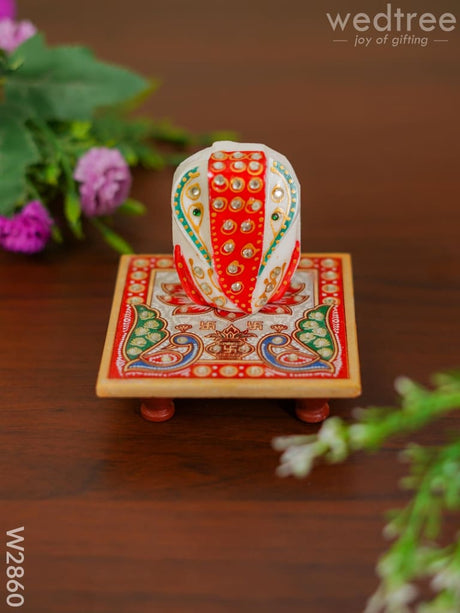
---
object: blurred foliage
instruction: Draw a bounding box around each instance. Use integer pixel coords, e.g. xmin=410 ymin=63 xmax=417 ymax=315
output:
xmin=273 ymin=371 xmax=460 ymax=612
xmin=0 ymin=33 xmax=235 ymax=252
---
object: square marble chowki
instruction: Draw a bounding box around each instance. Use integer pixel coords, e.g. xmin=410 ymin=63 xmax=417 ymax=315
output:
xmin=96 ymin=253 xmax=361 ymax=424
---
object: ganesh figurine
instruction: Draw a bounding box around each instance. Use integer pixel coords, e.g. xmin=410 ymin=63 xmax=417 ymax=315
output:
xmin=98 ymin=141 xmax=361 ymax=425
xmin=171 ymin=141 xmax=301 ymax=314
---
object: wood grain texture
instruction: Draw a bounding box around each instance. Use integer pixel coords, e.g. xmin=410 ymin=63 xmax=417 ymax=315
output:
xmin=1 ymin=1 xmax=459 ymax=611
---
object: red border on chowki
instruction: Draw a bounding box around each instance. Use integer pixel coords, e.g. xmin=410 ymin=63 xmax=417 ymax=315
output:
xmin=109 ymin=255 xmax=349 ymax=380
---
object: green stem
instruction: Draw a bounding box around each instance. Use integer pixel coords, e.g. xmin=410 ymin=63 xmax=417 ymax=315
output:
xmin=25 ymin=178 xmax=42 ymax=201
xmin=90 ymin=217 xmax=133 ymax=254
xmin=33 ymin=118 xmax=75 ymax=186
xmin=32 ymin=118 xmax=83 ymax=237
xmin=374 ymin=441 xmax=460 ymax=605
xmin=351 ymin=390 xmax=460 ymax=451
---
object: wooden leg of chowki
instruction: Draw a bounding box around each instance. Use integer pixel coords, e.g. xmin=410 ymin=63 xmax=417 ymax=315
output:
xmin=295 ymin=398 xmax=330 ymax=424
xmin=140 ymin=398 xmax=175 ymax=422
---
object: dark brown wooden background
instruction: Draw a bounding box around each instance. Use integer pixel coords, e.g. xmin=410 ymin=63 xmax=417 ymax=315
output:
xmin=1 ymin=1 xmax=459 ymax=611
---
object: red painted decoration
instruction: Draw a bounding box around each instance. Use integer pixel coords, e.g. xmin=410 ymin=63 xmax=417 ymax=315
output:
xmin=174 ymin=244 xmax=208 ymax=306
xmin=208 ymin=150 xmax=267 ymax=313
xmin=270 ymin=240 xmax=301 ymax=303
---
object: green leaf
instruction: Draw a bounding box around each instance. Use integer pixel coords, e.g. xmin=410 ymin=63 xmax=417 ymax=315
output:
xmin=91 ymin=113 xmax=152 ymax=145
xmin=0 ymin=107 xmax=40 ymax=215
xmin=149 ymin=120 xmax=191 ymax=145
xmin=118 ymin=199 xmax=147 ymax=216
xmin=69 ymin=121 xmax=92 ymax=140
xmin=91 ymin=112 xmax=151 ymax=153
xmin=149 ymin=122 xmax=238 ymax=147
xmin=90 ymin=217 xmax=133 ymax=254
xmin=113 ymin=78 xmax=160 ymax=113
xmin=0 ymin=48 xmax=25 ymax=77
xmin=132 ymin=144 xmax=165 ymax=169
xmin=91 ymin=114 xmax=165 ymax=169
xmin=64 ymin=192 xmax=83 ymax=238
xmin=6 ymin=34 xmax=150 ymax=121
xmin=0 ymin=48 xmax=8 ymax=77
xmin=43 ymin=163 xmax=61 ymax=185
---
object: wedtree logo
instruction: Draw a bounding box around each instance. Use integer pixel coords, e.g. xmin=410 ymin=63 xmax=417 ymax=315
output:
xmin=326 ymin=3 xmax=456 ymax=47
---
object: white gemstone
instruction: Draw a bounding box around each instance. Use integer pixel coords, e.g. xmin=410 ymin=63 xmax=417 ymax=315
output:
xmin=251 ymin=200 xmax=262 ymax=211
xmin=193 ymin=266 xmax=203 ymax=276
xmin=213 ymin=162 xmax=225 ymax=170
xmin=227 ymin=264 xmax=238 ymax=274
xmin=232 ymin=152 xmax=244 ymax=158
xmin=190 ymin=186 xmax=201 ymax=198
xmin=233 ymin=161 xmax=245 ymax=170
xmin=231 ymin=178 xmax=244 ymax=190
xmin=230 ymin=198 xmax=243 ymax=210
xmin=249 ymin=178 xmax=261 ymax=190
xmin=241 ymin=220 xmax=252 ymax=232
xmin=223 ymin=242 xmax=234 ymax=253
xmin=214 ymin=174 xmax=226 ymax=186
xmin=266 ymin=283 xmax=275 ymax=292
xmin=231 ymin=282 xmax=242 ymax=292
xmin=223 ymin=220 xmax=234 ymax=231
xmin=251 ymin=153 xmax=262 ymax=160
xmin=273 ymin=267 xmax=281 ymax=277
xmin=249 ymin=161 xmax=260 ymax=171
xmin=273 ymin=187 xmax=284 ymax=200
xmin=212 ymin=198 xmax=225 ymax=210
xmin=214 ymin=151 xmax=225 ymax=159
xmin=242 ymin=248 xmax=254 ymax=258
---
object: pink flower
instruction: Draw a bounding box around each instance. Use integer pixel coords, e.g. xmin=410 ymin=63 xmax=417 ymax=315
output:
xmin=0 ymin=201 xmax=53 ymax=254
xmin=74 ymin=147 xmax=132 ymax=217
xmin=0 ymin=18 xmax=36 ymax=53
xmin=0 ymin=0 xmax=15 ymax=20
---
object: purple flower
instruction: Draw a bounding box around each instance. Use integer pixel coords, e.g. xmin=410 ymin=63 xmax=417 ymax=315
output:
xmin=74 ymin=147 xmax=132 ymax=217
xmin=0 ymin=18 xmax=36 ymax=53
xmin=0 ymin=201 xmax=53 ymax=254
xmin=0 ymin=0 xmax=15 ymax=20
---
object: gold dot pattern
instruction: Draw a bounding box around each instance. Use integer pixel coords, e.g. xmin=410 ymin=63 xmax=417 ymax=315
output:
xmin=208 ymin=150 xmax=267 ymax=313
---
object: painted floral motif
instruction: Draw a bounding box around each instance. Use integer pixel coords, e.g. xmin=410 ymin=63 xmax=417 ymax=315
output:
xmin=104 ymin=254 xmax=354 ymax=384
xmin=123 ymin=305 xmax=203 ymax=372
xmin=158 ymin=281 xmax=309 ymax=321
xmin=258 ymin=305 xmax=337 ymax=374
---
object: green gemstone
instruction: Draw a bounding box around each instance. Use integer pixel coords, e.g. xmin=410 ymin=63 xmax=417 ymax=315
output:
xmin=192 ymin=208 xmax=201 ymax=217
xmin=271 ymin=213 xmax=280 ymax=221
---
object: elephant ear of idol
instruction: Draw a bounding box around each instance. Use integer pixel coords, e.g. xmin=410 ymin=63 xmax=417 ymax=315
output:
xmin=171 ymin=141 xmax=301 ymax=315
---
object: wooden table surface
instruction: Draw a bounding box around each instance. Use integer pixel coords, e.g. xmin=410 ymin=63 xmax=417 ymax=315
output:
xmin=1 ymin=1 xmax=459 ymax=611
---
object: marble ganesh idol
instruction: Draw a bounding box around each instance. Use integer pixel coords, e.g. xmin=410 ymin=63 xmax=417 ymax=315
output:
xmin=171 ymin=142 xmax=301 ymax=315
